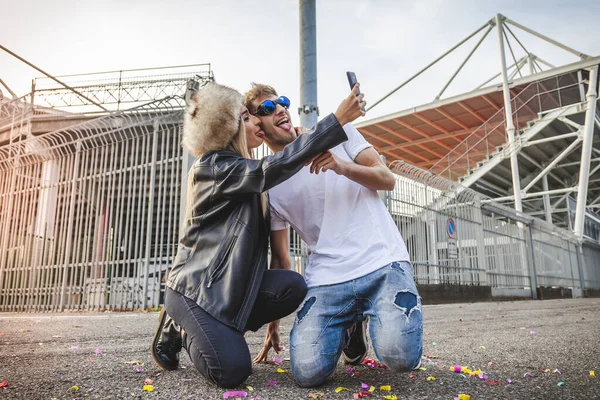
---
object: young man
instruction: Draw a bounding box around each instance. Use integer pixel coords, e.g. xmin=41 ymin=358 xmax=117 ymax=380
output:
xmin=244 ymin=84 xmax=423 ymax=388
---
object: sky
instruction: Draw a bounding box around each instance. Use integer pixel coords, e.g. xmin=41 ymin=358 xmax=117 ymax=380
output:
xmin=1 ymin=0 xmax=599 ymax=123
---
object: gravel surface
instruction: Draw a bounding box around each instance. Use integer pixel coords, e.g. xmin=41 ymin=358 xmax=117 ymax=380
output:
xmin=1 ymin=298 xmax=599 ymax=399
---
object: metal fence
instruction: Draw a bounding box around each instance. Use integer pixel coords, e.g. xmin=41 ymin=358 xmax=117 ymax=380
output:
xmin=389 ymin=160 xmax=599 ymax=297
xmin=1 ymin=109 xmax=599 ymax=312
xmin=0 ymin=97 xmax=186 ymax=312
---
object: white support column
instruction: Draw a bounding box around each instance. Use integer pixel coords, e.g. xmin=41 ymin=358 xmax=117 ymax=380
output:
xmin=528 ymin=53 xmax=535 ymax=75
xmin=496 ymin=14 xmax=523 ymax=212
xmin=574 ymin=66 xmax=599 ymax=238
xmin=542 ymin=175 xmax=552 ymax=224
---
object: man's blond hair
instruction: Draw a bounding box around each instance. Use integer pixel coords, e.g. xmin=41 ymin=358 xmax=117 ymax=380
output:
xmin=243 ymin=83 xmax=278 ymax=113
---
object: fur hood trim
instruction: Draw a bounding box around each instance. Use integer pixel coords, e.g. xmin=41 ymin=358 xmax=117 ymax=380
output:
xmin=182 ymin=83 xmax=243 ymax=157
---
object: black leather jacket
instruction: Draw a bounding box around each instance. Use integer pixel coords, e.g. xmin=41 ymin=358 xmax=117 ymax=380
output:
xmin=166 ymin=114 xmax=347 ymax=331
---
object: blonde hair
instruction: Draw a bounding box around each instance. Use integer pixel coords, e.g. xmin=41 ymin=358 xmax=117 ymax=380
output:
xmin=186 ymin=114 xmax=268 ymax=219
xmin=243 ymin=82 xmax=278 ymax=114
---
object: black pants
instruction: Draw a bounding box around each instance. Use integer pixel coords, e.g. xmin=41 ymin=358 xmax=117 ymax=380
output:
xmin=165 ymin=269 xmax=307 ymax=388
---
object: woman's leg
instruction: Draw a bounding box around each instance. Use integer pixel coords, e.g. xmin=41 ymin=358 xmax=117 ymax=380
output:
xmin=244 ymin=269 xmax=308 ymax=332
xmin=164 ymin=288 xmax=251 ymax=388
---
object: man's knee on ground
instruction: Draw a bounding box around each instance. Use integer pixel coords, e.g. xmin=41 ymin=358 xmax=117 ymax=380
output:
xmin=383 ymin=354 xmax=421 ymax=373
xmin=291 ymin=347 xmax=336 ymax=388
xmin=292 ymin=364 xmax=329 ymax=388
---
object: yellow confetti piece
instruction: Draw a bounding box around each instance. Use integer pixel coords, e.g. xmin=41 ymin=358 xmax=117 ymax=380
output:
xmin=478 ymin=346 xmax=486 ymax=350
xmin=335 ymin=387 xmax=350 ymax=393
xmin=277 ymin=368 xmax=288 ymax=373
xmin=383 ymin=396 xmax=397 ymax=400
xmin=463 ymin=368 xmax=472 ymax=374
xmin=369 ymin=386 xmax=375 ymax=393
xmin=427 ymin=376 xmax=436 ymax=381
xmin=418 ymin=367 xmax=426 ymax=371
xmin=143 ymin=385 xmax=154 ymax=392
xmin=380 ymin=385 xmax=391 ymax=391
xmin=458 ymin=394 xmax=471 ymax=400
xmin=67 ymin=386 xmax=79 ymax=393
xmin=246 ymin=386 xmax=254 ymax=391
xmin=590 ymin=371 xmax=595 ymax=377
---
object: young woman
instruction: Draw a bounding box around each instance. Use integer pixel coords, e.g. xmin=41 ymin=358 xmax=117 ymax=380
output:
xmin=151 ymin=82 xmax=365 ymax=388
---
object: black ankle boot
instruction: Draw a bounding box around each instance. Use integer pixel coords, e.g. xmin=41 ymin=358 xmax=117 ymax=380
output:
xmin=151 ymin=309 xmax=182 ymax=370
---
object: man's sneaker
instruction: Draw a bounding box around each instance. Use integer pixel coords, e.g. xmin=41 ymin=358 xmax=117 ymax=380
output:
xmin=151 ymin=308 xmax=182 ymax=370
xmin=342 ymin=320 xmax=368 ymax=365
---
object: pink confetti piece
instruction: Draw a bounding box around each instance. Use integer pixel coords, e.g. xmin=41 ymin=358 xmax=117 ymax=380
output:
xmin=94 ymin=348 xmax=102 ymax=355
xmin=144 ymin=378 xmax=153 ymax=385
xmin=530 ymin=330 xmax=535 ymax=335
xmin=135 ymin=367 xmax=143 ymax=373
xmin=71 ymin=346 xmax=79 ymax=350
xmin=361 ymin=383 xmax=369 ymax=390
xmin=272 ymin=357 xmax=282 ymax=364
xmin=223 ymin=391 xmax=247 ymax=399
xmin=506 ymin=378 xmax=513 ymax=384
xmin=553 ymin=369 xmax=562 ymax=375
xmin=524 ymin=372 xmax=535 ymax=378
xmin=453 ymin=364 xmax=462 ymax=373
xmin=266 ymin=381 xmax=277 ymax=387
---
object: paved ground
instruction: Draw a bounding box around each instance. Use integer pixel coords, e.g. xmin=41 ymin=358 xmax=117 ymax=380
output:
xmin=1 ymin=298 xmax=599 ymax=400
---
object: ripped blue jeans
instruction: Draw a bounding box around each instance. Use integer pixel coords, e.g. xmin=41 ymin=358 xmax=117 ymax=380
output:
xmin=290 ymin=261 xmax=423 ymax=387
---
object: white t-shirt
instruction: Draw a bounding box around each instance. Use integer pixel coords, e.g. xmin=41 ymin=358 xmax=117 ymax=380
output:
xmin=269 ymin=124 xmax=411 ymax=288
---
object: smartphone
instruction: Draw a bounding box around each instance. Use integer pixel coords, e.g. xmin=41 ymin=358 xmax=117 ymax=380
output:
xmin=346 ymin=71 xmax=360 ymax=94
xmin=346 ymin=71 xmax=365 ymax=112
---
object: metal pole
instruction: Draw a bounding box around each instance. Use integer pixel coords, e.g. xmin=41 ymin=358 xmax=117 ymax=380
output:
xmin=576 ymin=243 xmax=587 ymax=293
xmin=504 ymin=17 xmax=589 ymax=59
xmin=574 ymin=66 xmax=599 ymax=238
xmin=523 ymin=138 xmax=582 ymax=193
xmin=299 ymin=0 xmax=318 ymax=128
xmin=0 ymin=45 xmax=108 ymax=112
xmin=368 ymin=20 xmax=493 ymax=111
xmin=436 ymin=25 xmax=493 ymax=99
xmin=542 ymin=175 xmax=552 ymax=224
xmin=528 ymin=53 xmax=535 ymax=75
xmin=143 ymin=121 xmax=159 ymax=310
xmin=527 ymin=224 xmax=539 ymax=299
xmin=476 ymin=56 xmax=524 ymax=89
xmin=496 ymin=14 xmax=523 ymax=212
xmin=59 ymin=141 xmax=82 ymax=310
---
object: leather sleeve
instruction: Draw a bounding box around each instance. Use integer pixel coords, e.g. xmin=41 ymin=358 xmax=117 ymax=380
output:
xmin=209 ymin=113 xmax=348 ymax=196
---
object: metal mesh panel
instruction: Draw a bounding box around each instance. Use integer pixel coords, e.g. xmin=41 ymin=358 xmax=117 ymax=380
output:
xmin=0 ymin=98 xmax=184 ymax=311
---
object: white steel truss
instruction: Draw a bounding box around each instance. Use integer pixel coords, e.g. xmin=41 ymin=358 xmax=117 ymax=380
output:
xmin=366 ymin=14 xmax=598 ymax=241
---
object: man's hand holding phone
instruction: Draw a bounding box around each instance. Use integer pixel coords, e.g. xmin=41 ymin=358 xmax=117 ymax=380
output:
xmin=333 ymin=83 xmax=366 ymax=126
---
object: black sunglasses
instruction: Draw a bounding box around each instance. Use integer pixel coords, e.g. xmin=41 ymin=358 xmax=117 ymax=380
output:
xmin=253 ymin=96 xmax=290 ymax=116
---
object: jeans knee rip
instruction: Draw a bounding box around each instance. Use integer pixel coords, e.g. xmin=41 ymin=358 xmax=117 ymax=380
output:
xmin=393 ymin=290 xmax=420 ymax=318
xmin=296 ymin=296 xmax=316 ymax=323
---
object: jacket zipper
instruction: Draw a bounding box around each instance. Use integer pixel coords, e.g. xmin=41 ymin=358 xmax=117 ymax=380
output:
xmin=207 ymin=236 xmax=238 ymax=288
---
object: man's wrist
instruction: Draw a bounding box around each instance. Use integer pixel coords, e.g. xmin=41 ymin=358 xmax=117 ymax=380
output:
xmin=337 ymin=159 xmax=351 ymax=176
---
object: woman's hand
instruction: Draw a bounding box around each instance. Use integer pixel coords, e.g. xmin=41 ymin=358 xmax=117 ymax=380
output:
xmin=253 ymin=320 xmax=281 ymax=364
xmin=334 ymin=84 xmax=366 ymax=126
